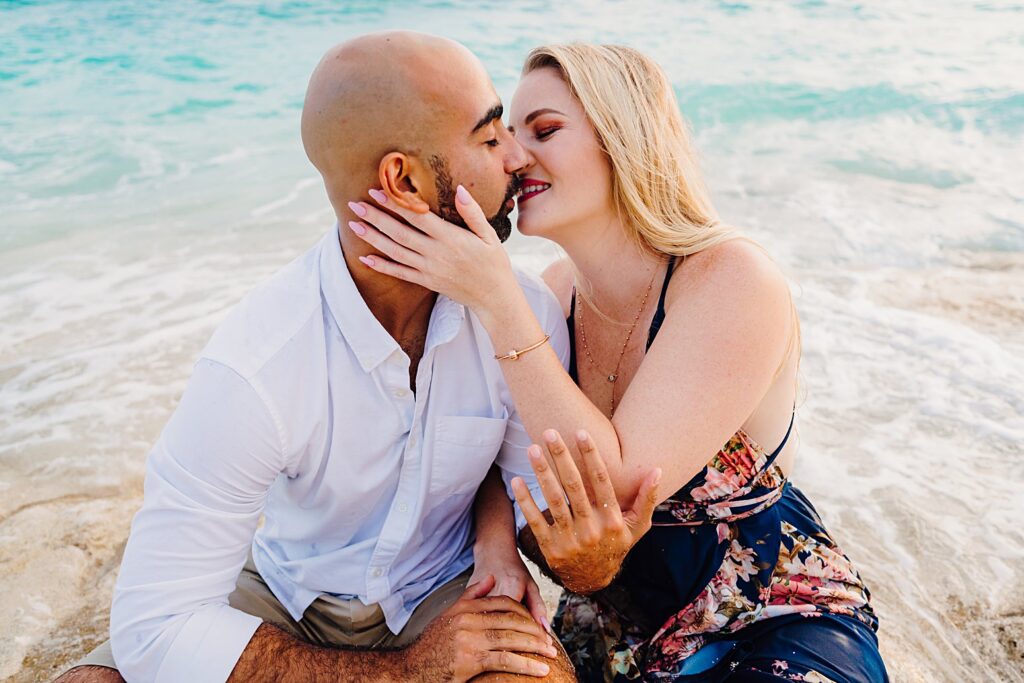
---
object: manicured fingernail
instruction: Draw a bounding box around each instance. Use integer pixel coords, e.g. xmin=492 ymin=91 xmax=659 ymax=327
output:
xmin=528 ymin=445 xmax=544 ymax=460
xmin=368 ymin=188 xmax=387 ymax=203
xmin=347 ymin=201 xmax=367 ymax=217
xmin=348 ymin=220 xmax=366 ymax=236
xmin=654 ymin=467 xmax=663 ymax=485
xmin=544 ymin=430 xmax=558 ymax=443
xmin=576 ymin=430 xmax=589 ymax=443
xmin=456 ymin=184 xmax=471 ymax=204
xmin=542 ymin=616 xmax=552 ymax=633
xmin=358 ymin=255 xmax=374 ymax=267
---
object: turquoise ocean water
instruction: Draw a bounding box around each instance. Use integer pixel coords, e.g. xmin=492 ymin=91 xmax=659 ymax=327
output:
xmin=1 ymin=2 xmax=1022 ymax=681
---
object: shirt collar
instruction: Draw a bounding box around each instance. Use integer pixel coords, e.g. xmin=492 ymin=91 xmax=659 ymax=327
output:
xmin=319 ymin=227 xmax=465 ymax=373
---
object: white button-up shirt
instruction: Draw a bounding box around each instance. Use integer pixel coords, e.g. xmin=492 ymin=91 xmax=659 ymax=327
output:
xmin=109 ymin=228 xmax=568 ymax=683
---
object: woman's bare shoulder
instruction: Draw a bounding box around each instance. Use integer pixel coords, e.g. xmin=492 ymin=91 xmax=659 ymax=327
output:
xmin=672 ymin=238 xmax=788 ymax=301
xmin=541 ymin=257 xmax=574 ymax=318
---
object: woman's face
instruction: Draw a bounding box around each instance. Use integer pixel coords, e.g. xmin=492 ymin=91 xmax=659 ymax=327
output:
xmin=510 ymin=67 xmax=615 ymax=240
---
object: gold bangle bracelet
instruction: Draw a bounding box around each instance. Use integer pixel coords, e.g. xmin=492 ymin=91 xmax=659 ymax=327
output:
xmin=494 ymin=334 xmax=551 ymax=361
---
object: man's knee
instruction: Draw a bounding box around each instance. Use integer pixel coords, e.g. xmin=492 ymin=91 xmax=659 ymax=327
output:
xmin=53 ymin=664 xmax=126 ymax=683
xmin=471 ymin=647 xmax=577 ymax=683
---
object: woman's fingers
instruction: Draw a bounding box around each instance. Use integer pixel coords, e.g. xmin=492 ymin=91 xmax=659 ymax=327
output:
xmin=463 ymin=574 xmax=496 ymax=600
xmin=527 ymin=445 xmax=574 ymax=532
xmin=455 ymin=184 xmax=501 ymax=245
xmin=347 ymin=220 xmax=424 ymax=269
xmin=357 ymin=254 xmax=426 ymax=287
xmin=365 ymin=188 xmax=448 ymax=239
xmin=510 ymin=477 xmax=552 ymax=548
xmin=543 ymin=430 xmax=592 ymax=520
xmin=623 ymin=467 xmax=662 ymax=536
xmin=349 ymin=200 xmax=433 ymax=254
xmin=523 ymin=577 xmax=549 ymax=628
xmin=576 ymin=430 xmax=619 ymax=518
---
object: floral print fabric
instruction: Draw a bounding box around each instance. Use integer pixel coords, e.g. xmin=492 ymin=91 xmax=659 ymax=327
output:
xmin=553 ymin=425 xmax=879 ymax=682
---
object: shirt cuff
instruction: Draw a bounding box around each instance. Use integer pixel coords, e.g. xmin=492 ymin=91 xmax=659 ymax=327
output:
xmin=155 ymin=605 xmax=262 ymax=683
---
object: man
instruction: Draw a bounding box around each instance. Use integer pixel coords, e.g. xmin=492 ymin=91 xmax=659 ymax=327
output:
xmin=57 ymin=31 xmax=576 ymax=682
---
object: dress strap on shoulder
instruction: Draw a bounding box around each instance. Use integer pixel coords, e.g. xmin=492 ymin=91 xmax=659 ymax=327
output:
xmin=567 ymin=287 xmax=578 ymax=383
xmin=761 ymin=406 xmax=797 ymax=470
xmin=646 ymin=256 xmax=677 ymax=350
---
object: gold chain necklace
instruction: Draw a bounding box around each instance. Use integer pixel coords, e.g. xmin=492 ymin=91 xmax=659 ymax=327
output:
xmin=576 ymin=264 xmax=660 ymax=413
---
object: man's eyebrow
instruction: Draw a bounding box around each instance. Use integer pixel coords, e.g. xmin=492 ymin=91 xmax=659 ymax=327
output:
xmin=523 ymin=108 xmax=566 ymax=126
xmin=471 ymin=103 xmax=504 ymax=135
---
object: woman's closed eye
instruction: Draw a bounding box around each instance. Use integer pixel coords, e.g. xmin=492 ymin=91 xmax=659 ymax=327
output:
xmin=535 ymin=126 xmax=559 ymax=141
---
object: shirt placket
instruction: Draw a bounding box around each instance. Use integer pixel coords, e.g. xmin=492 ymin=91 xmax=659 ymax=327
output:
xmin=364 ymin=349 xmax=427 ymax=603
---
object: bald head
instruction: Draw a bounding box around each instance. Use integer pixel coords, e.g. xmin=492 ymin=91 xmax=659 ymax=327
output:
xmin=303 ymin=32 xmax=486 ymax=184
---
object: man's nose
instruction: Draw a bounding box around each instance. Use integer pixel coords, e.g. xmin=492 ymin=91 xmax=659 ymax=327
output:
xmin=501 ymin=126 xmax=532 ymax=175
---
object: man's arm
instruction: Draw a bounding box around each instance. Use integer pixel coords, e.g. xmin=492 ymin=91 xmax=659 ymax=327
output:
xmin=110 ymin=359 xmax=283 ymax=681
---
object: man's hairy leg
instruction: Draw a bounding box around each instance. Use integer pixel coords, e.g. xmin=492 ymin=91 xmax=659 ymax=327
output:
xmin=228 ymin=622 xmax=410 ymax=683
xmin=54 ymin=665 xmax=125 ymax=682
xmin=229 ymin=575 xmax=556 ymax=682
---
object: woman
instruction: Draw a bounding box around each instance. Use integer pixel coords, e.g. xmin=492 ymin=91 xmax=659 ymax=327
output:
xmin=347 ymin=44 xmax=887 ymax=682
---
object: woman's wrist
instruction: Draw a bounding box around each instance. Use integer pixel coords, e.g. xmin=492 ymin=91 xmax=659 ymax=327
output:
xmin=473 ymin=530 xmax=520 ymax=564
xmin=475 ymin=286 xmax=540 ymax=342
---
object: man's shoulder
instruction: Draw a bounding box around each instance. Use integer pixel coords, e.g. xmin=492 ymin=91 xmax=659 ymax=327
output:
xmin=200 ymin=238 xmax=326 ymax=380
xmin=511 ymin=265 xmax=561 ymax=319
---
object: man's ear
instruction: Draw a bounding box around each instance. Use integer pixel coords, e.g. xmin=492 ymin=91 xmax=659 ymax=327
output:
xmin=378 ymin=152 xmax=432 ymax=214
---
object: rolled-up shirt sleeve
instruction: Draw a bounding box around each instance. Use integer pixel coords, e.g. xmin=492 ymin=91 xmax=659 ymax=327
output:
xmin=110 ymin=358 xmax=286 ymax=683
xmin=496 ymin=277 xmax=571 ymax=531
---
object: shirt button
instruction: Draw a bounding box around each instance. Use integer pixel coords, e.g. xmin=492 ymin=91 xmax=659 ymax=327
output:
xmin=372 ymin=567 xmax=383 ymax=577
xmin=408 ymin=433 xmax=418 ymax=448
xmin=398 ymin=502 xmax=408 ymax=513
xmin=394 ymin=388 xmax=409 ymax=398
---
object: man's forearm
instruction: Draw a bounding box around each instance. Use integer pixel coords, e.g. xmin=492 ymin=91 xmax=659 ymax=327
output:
xmin=227 ymin=623 xmax=410 ymax=682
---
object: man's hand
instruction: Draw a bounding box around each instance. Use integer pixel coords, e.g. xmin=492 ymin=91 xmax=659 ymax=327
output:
xmin=404 ymin=574 xmax=558 ymax=681
xmin=511 ymin=430 xmax=661 ymax=595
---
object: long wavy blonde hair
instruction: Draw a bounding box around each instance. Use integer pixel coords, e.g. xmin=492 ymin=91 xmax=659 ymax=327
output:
xmin=522 ymin=43 xmax=801 ymax=376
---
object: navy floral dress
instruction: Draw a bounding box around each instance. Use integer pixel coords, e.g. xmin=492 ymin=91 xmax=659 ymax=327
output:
xmin=558 ymin=261 xmax=887 ymax=682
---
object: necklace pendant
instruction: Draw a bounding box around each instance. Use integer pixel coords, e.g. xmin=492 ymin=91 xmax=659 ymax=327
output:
xmin=607 ymin=373 xmax=618 ymax=382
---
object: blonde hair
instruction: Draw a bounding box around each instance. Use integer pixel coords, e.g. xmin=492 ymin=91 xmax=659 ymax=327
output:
xmin=523 ymin=43 xmax=801 ymax=375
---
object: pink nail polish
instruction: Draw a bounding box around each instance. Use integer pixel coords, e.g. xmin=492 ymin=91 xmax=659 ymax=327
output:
xmin=347 ymin=201 xmax=367 ymax=217
xmin=359 ymin=255 xmax=374 ymax=267
xmin=541 ymin=616 xmax=551 ymax=633
xmin=368 ymin=188 xmax=387 ymax=203
xmin=455 ymin=184 xmax=471 ymax=205
xmin=348 ymin=220 xmax=366 ymax=236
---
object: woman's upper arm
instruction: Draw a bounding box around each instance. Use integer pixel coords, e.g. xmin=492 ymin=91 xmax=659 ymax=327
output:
xmin=541 ymin=258 xmax=574 ymax=319
xmin=612 ymin=241 xmax=795 ymax=498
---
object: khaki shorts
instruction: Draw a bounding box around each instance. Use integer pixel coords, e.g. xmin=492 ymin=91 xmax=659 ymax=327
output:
xmin=67 ymin=555 xmax=472 ymax=674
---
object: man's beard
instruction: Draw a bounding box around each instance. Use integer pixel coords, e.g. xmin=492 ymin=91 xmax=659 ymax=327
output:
xmin=430 ymin=155 xmax=520 ymax=243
